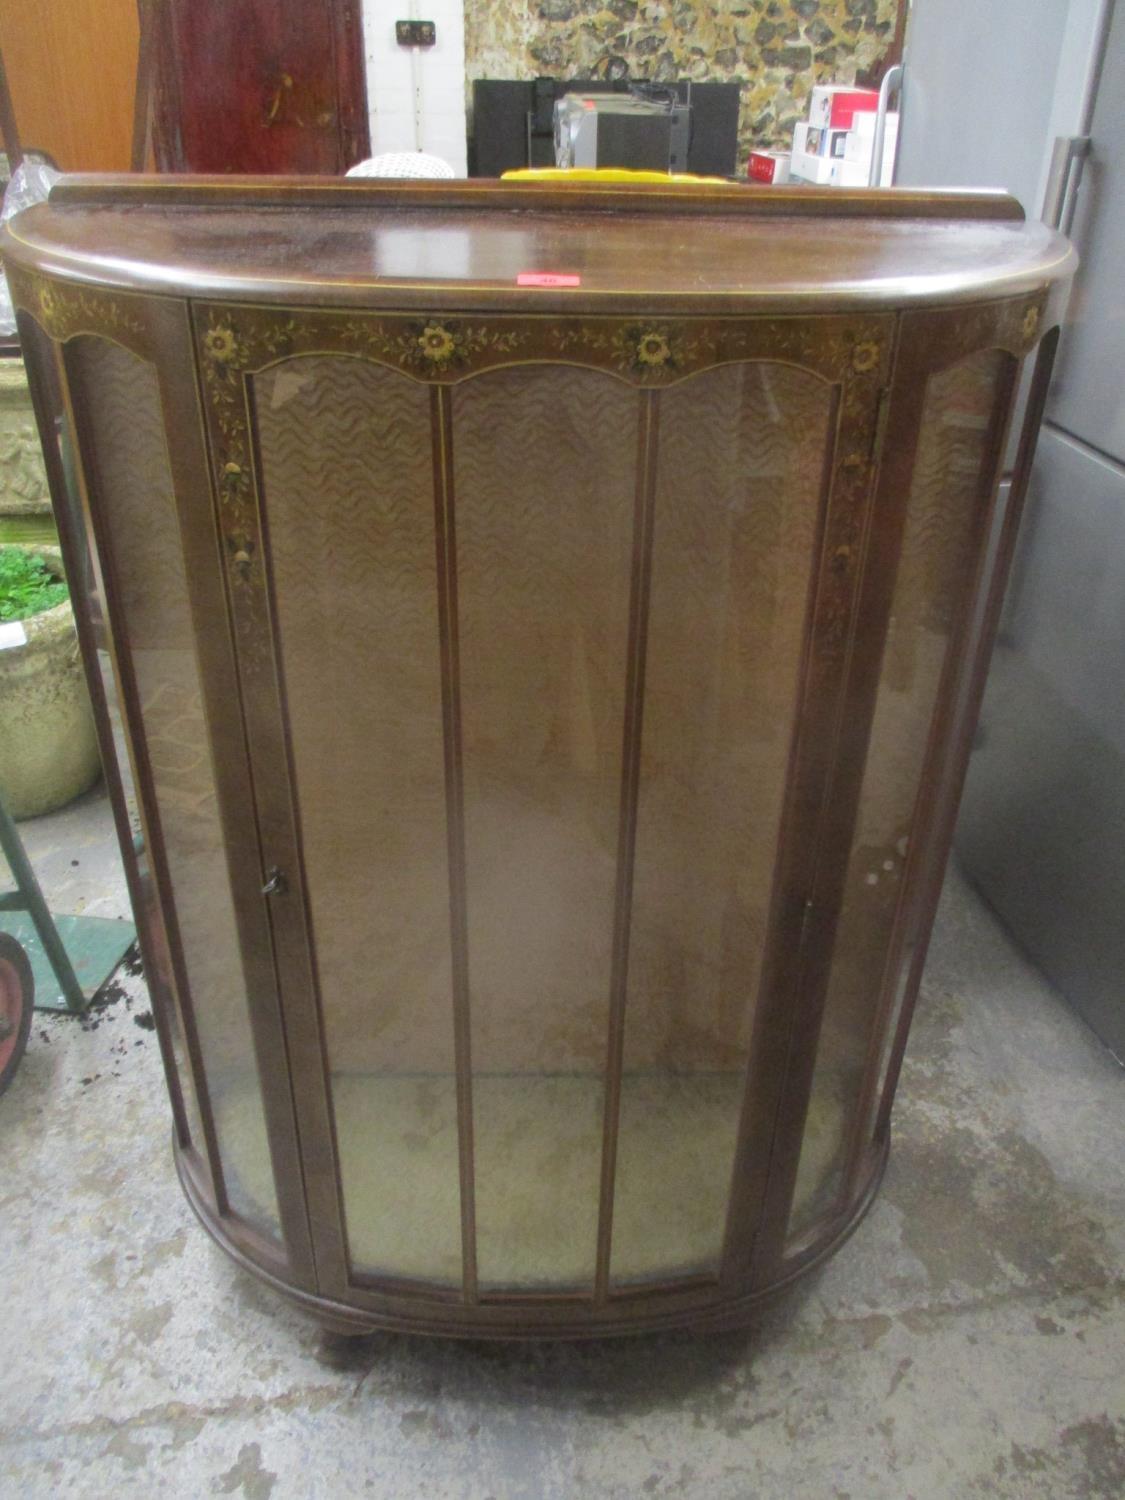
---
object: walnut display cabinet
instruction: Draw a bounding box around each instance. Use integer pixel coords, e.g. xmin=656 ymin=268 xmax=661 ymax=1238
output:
xmin=2 ymin=178 xmax=1073 ymax=1338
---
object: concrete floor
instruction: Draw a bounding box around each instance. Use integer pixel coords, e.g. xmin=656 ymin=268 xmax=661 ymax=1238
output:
xmin=1 ymin=788 xmax=1123 ymax=1499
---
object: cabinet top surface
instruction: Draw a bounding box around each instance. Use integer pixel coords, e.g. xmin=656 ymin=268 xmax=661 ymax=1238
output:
xmin=1 ymin=177 xmax=1075 ymax=315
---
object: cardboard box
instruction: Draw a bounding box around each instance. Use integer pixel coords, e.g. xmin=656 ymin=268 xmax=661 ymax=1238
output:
xmin=791 ymin=111 xmax=899 ymax=188
xmin=808 ymin=85 xmax=881 ymax=130
xmin=827 ymin=159 xmax=872 ymax=188
xmin=792 ymin=122 xmax=850 ymax=161
xmin=747 ymin=150 xmax=791 ymax=184
xmin=789 ymin=146 xmax=837 ymax=186
xmin=845 ymin=111 xmax=898 ymax=157
xmin=843 ymin=111 xmax=899 ymax=185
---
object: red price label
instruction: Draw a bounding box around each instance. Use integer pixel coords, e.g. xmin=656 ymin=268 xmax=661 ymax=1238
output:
xmin=517 ymin=272 xmax=582 ymax=287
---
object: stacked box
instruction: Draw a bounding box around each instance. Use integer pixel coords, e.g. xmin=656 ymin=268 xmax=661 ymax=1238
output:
xmin=793 ymin=122 xmax=850 ymax=163
xmin=789 ymin=84 xmax=898 ymax=187
xmin=747 ymin=150 xmax=791 ymax=184
xmin=808 ymin=85 xmax=881 ymax=129
xmin=842 ymin=110 xmax=899 ymax=186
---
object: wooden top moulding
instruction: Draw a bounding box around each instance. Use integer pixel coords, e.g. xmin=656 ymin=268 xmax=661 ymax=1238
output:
xmin=0 ymin=174 xmax=1075 ymax=317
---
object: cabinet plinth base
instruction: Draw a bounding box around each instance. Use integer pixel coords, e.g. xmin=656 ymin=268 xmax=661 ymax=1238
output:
xmin=173 ymin=1127 xmax=890 ymax=1340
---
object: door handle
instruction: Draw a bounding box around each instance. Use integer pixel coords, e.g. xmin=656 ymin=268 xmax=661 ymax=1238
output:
xmin=261 ymin=866 xmax=287 ymax=897
xmin=869 ymin=63 xmax=903 ymax=188
xmin=1041 ymin=134 xmax=1090 ymax=231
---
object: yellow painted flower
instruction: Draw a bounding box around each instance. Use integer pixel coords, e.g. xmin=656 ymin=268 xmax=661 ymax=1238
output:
xmin=419 ymin=323 xmax=456 ymax=363
xmin=851 ymin=340 xmax=880 ymax=373
xmin=38 ymin=285 xmax=58 ymax=321
xmin=636 ymin=330 xmax=672 ymax=367
xmin=1021 ymin=305 xmax=1040 ymax=340
xmin=204 ymin=325 xmax=239 ymax=363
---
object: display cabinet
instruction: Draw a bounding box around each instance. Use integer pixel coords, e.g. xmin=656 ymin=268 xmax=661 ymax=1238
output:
xmin=2 ymin=177 xmax=1072 ymax=1337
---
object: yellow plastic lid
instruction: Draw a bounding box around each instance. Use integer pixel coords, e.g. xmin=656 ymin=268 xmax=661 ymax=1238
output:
xmin=501 ymin=168 xmax=732 ymax=186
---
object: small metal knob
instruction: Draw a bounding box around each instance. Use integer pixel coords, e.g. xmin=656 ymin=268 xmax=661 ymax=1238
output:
xmin=261 ymin=866 xmax=287 ymax=897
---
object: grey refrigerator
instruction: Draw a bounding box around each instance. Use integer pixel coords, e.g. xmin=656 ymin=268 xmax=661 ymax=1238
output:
xmin=896 ymin=0 xmax=1125 ymax=1061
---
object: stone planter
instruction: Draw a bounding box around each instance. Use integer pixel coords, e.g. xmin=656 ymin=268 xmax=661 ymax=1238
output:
xmin=0 ymin=545 xmax=100 ymax=818
xmin=0 ymin=357 xmax=55 ymax=545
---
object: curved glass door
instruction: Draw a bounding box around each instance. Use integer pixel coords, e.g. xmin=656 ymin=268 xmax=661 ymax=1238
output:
xmin=253 ymin=351 xmax=835 ymax=1292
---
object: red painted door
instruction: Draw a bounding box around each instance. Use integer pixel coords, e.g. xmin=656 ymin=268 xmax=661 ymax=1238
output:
xmin=153 ymin=0 xmax=369 ymax=174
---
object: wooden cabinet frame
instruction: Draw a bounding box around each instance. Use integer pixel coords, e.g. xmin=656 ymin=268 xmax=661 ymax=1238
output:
xmin=4 ymin=181 xmax=1070 ymax=1337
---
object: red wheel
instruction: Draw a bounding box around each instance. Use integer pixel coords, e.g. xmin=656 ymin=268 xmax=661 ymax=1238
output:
xmin=0 ymin=933 xmax=33 ymax=1097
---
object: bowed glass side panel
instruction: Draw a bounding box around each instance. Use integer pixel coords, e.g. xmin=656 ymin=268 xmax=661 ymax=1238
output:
xmin=66 ymin=335 xmax=280 ymax=1239
xmin=790 ymin=347 xmax=1009 ymax=1243
xmin=19 ymin=317 xmax=208 ymax=1171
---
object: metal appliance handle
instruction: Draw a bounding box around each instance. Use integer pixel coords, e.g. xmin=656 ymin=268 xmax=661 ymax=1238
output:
xmin=1040 ymin=133 xmax=1091 ymax=230
xmin=1001 ymin=134 xmax=1091 ymax=630
xmin=869 ymin=63 xmax=903 ymax=188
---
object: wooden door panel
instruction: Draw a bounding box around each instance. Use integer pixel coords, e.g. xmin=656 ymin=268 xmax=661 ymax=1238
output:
xmin=154 ymin=0 xmax=368 ymax=173
xmin=0 ymin=0 xmax=138 ymax=171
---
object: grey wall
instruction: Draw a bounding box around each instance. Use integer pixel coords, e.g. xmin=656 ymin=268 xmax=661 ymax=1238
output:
xmin=896 ymin=0 xmax=1072 ymax=213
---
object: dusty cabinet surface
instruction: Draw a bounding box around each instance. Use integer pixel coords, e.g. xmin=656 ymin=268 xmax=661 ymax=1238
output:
xmin=2 ymin=177 xmax=1073 ymax=1337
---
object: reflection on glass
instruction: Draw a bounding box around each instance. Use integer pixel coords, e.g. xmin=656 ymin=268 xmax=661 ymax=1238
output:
xmin=253 ymin=357 xmax=461 ymax=1282
xmin=789 ymin=349 xmax=1006 ymax=1241
xmin=454 ymin=366 xmax=640 ymax=1288
xmin=613 ymin=362 xmax=833 ymax=1281
xmin=68 ymin=337 xmax=279 ymax=1237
